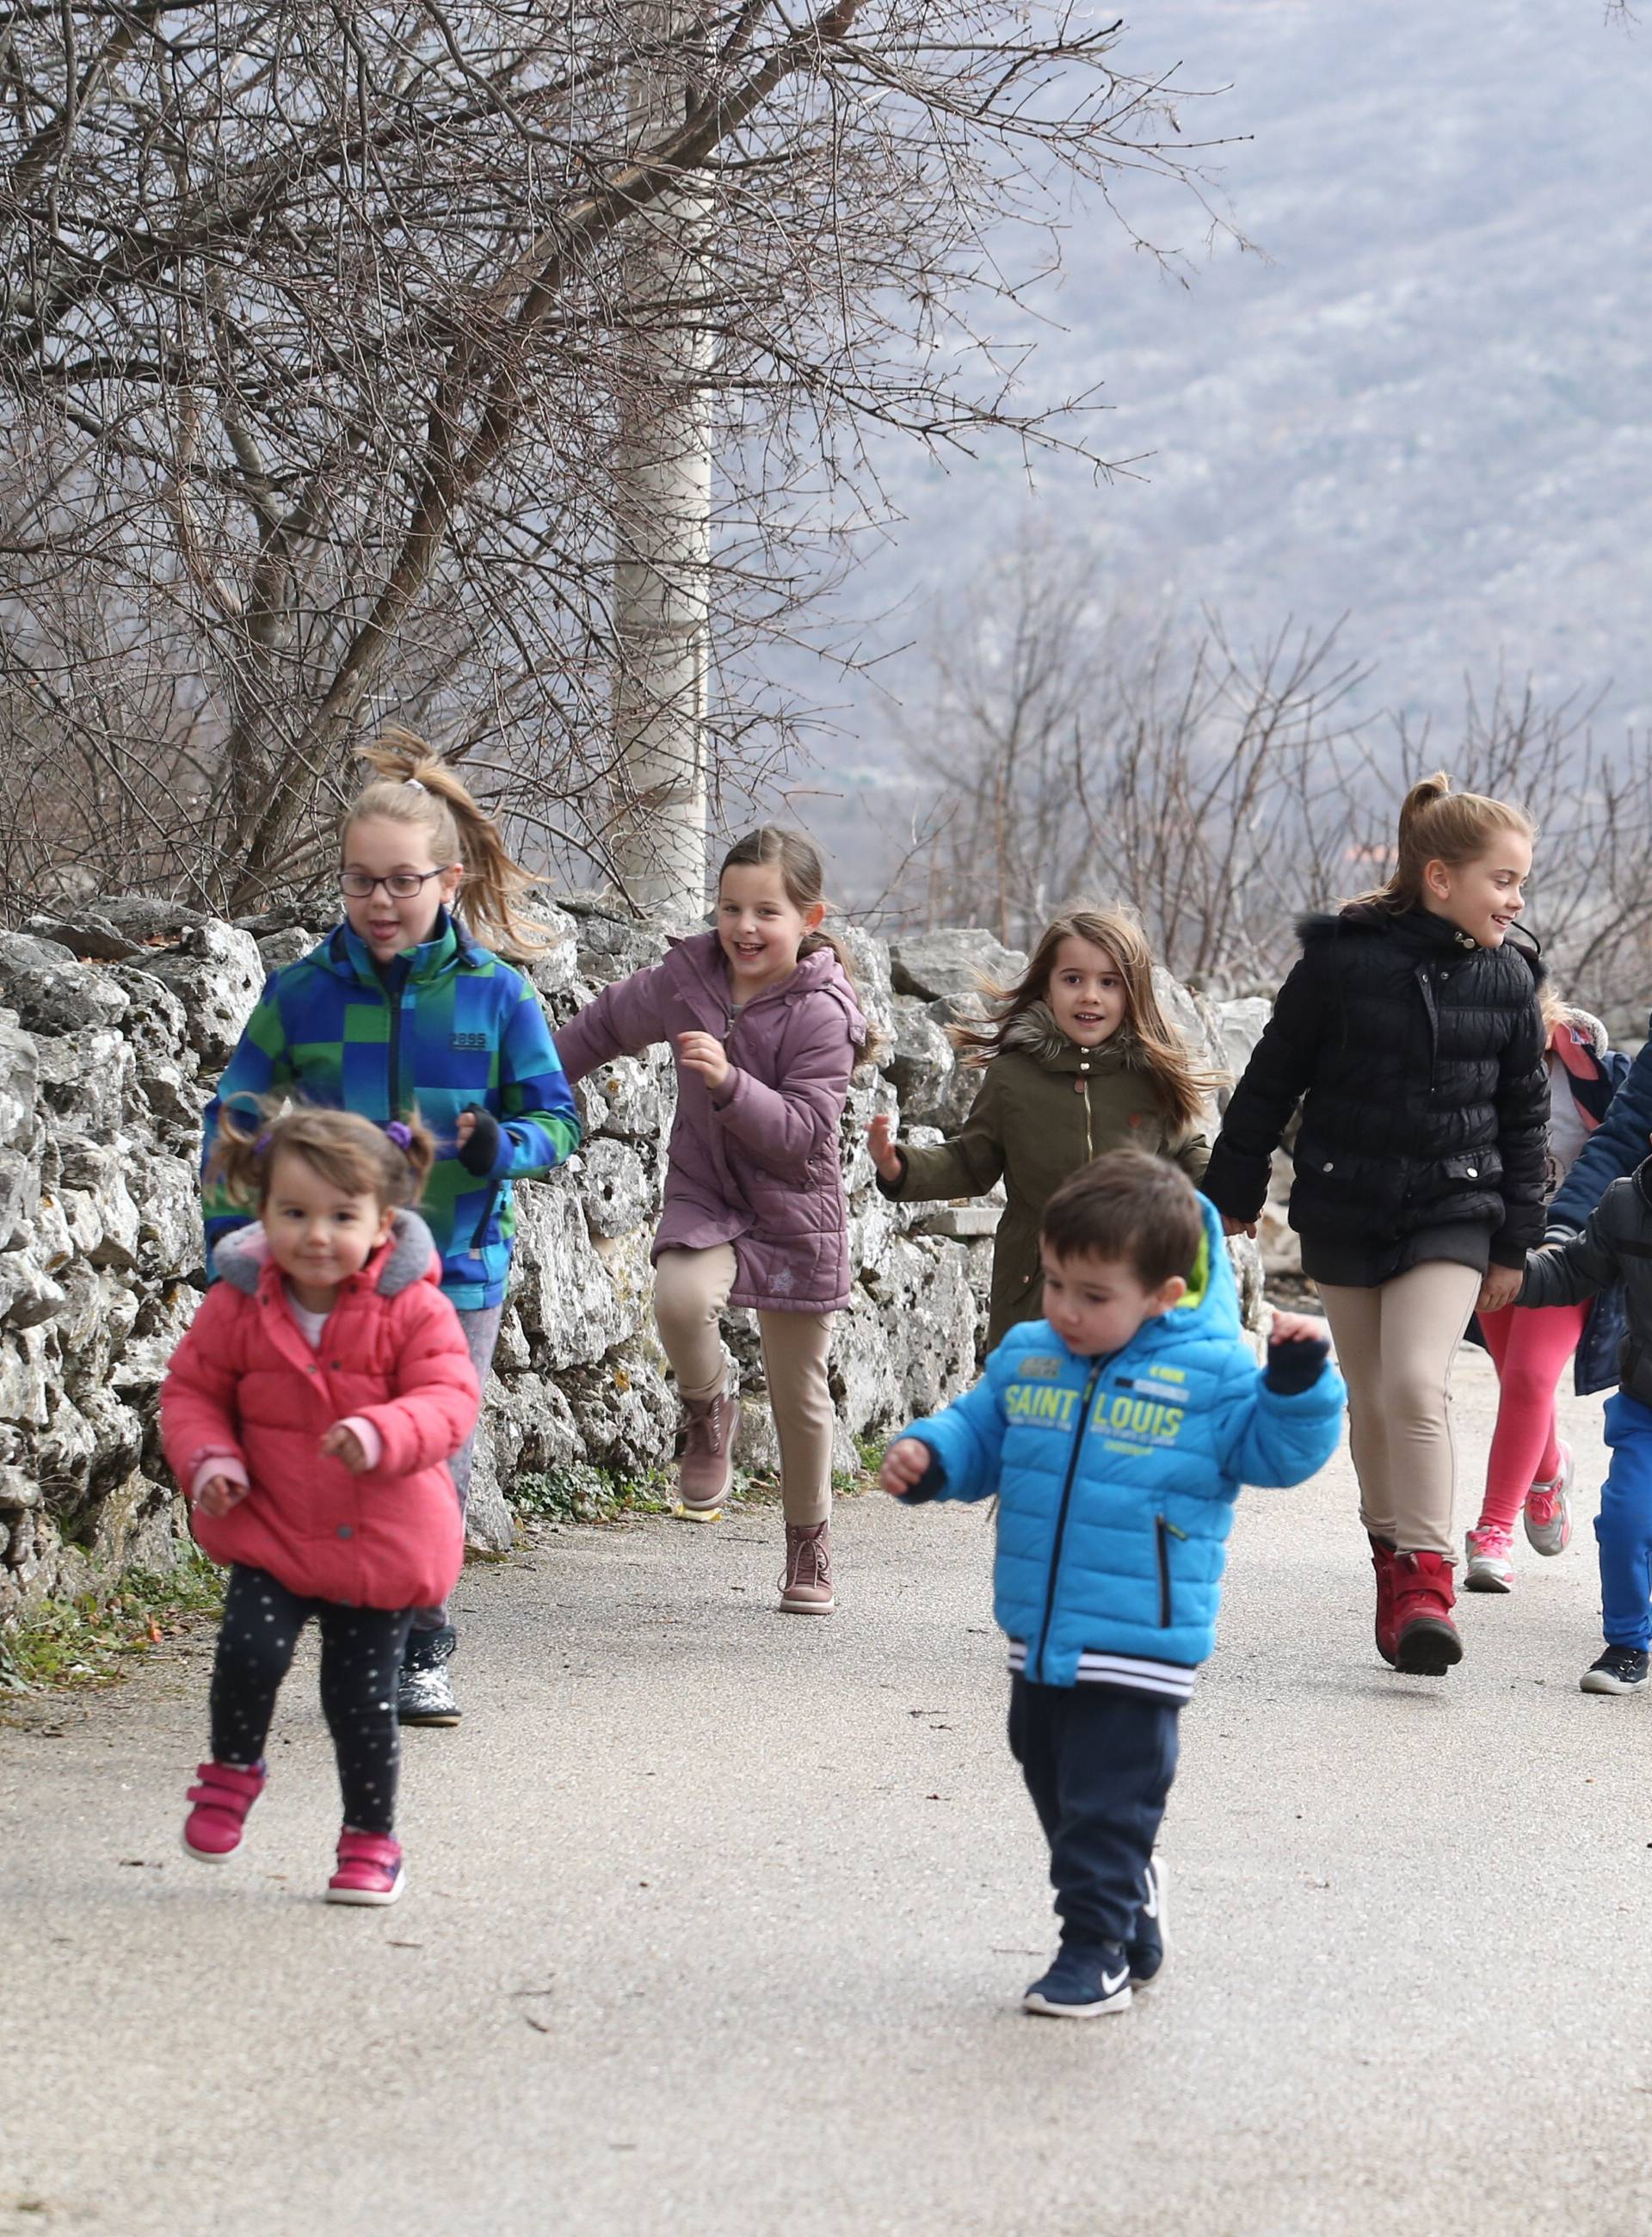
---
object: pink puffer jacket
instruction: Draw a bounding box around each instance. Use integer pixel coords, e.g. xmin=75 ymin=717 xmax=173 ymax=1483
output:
xmin=556 ymin=933 xmax=866 ymax=1312
xmin=160 ymin=1211 xmax=479 ymax=1609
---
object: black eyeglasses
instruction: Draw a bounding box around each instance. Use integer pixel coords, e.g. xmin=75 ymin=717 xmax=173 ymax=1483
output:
xmin=339 ymin=867 xmax=456 ymax=899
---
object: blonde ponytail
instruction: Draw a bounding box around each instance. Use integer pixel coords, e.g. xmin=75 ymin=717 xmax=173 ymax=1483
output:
xmin=348 ymin=728 xmax=552 ymax=954
xmin=1354 ymin=769 xmax=1536 ymax=914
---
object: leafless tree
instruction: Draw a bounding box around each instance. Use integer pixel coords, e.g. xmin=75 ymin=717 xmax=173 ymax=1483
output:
xmin=897 ymin=538 xmax=1652 ymax=1018
xmin=0 ymin=0 xmax=1235 ymax=921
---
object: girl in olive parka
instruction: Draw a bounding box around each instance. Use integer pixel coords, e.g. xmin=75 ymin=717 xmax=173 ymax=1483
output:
xmin=870 ymin=909 xmax=1220 ymax=1347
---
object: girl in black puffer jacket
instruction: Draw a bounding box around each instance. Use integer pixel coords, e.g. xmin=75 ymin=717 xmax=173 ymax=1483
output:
xmin=1203 ymin=773 xmax=1548 ymax=1677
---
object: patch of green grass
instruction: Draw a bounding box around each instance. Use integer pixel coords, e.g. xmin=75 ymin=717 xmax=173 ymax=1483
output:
xmin=854 ymin=1431 xmax=891 ymax=1473
xmin=0 ymin=1552 xmax=225 ymax=1695
xmin=509 ymin=1461 xmax=673 ymax=1525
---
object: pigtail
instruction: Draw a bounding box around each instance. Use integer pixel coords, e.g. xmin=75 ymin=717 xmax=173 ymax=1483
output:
xmin=205 ymin=1101 xmax=272 ymax=1207
xmin=209 ymin=1099 xmax=434 ymax=1212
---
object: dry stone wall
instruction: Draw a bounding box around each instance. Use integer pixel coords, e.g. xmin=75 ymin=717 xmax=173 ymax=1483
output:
xmin=0 ymin=901 xmax=1266 ymax=1634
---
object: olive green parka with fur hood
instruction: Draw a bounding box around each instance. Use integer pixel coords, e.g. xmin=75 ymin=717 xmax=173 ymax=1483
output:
xmin=878 ymin=1002 xmax=1212 ymax=1347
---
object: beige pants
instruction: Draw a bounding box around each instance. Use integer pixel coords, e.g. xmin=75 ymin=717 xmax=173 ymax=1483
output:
xmin=1317 ymin=1261 xmax=1483 ymax=1558
xmin=653 ymin=1246 xmax=835 ymax=1527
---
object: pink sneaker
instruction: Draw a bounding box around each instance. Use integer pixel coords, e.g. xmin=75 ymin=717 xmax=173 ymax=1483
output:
xmin=1524 ymin=1443 xmax=1575 ymax=1556
xmin=326 ymin=1830 xmax=404 ymax=1907
xmin=1463 ymin=1525 xmax=1515 ymax=1593
xmin=181 ymin=1759 xmax=267 ymax=1862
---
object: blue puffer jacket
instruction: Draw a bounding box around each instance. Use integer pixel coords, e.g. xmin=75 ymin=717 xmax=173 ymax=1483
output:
xmin=897 ymin=1199 xmax=1346 ymax=1685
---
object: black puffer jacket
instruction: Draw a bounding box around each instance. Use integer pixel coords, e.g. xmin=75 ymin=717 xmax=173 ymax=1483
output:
xmin=1203 ymin=906 xmax=1548 ymax=1285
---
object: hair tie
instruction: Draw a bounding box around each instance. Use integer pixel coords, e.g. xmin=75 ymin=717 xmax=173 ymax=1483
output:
xmin=404 ymin=778 xmax=427 ymax=795
xmin=384 ymin=1120 xmax=414 ymax=1154
xmin=254 ymin=1130 xmax=273 ymax=1155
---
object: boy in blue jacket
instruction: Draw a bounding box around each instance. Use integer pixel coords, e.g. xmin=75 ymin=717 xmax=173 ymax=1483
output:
xmin=881 ymin=1151 xmax=1345 ymax=2018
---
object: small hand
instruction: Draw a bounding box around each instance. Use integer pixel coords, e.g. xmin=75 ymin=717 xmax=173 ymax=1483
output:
xmin=321 ymin=1422 xmax=371 ymax=1475
xmin=1476 ymin=1264 xmax=1523 ymax=1315
xmin=1268 ymin=1309 xmax=1328 ymax=1345
xmin=677 ymin=1031 xmax=731 ymax=1093
xmin=868 ymin=1112 xmax=903 ymax=1184
xmin=879 ymin=1438 xmax=933 ymax=1497
xmin=1221 ymin=1212 xmax=1259 ymax=1240
xmin=194 ymin=1475 xmax=248 ymax=1519
xmin=455 ymin=1110 xmax=477 ymax=1149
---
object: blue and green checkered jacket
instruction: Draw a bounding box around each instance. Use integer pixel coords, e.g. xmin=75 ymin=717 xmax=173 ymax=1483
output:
xmin=201 ymin=915 xmax=580 ymax=1308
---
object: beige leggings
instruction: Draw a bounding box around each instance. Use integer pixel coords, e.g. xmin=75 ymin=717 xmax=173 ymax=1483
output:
xmin=653 ymin=1246 xmax=835 ymax=1527
xmin=1317 ymin=1261 xmax=1483 ymax=1558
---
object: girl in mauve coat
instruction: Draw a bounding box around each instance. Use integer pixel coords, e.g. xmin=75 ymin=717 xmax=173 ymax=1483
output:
xmin=556 ymin=827 xmax=871 ymax=1616
xmin=161 ymin=1107 xmax=479 ymax=1907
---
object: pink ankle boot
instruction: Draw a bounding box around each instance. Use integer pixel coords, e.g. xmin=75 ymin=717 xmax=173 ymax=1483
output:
xmin=676 ymin=1374 xmax=739 ymax=1518
xmin=327 ymin=1830 xmax=404 ymax=1907
xmin=182 ymin=1759 xmax=267 ymax=1861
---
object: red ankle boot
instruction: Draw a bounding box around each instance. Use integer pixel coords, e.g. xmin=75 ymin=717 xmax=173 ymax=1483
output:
xmin=1391 ymin=1550 xmax=1462 ymax=1675
xmin=1367 ymin=1534 xmax=1398 ymax=1667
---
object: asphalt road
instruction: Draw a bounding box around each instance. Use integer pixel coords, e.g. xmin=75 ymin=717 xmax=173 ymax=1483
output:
xmin=4 ymin=1345 xmax=1651 ymax=2237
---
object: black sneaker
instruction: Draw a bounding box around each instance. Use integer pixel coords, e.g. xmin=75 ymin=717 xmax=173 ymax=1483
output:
xmin=1581 ymin=1645 xmax=1649 ymax=1696
xmin=398 ymin=1625 xmax=460 ymax=1727
xmin=1126 ymin=1854 xmax=1169 ymax=1987
xmin=1022 ymin=1941 xmax=1132 ymax=2019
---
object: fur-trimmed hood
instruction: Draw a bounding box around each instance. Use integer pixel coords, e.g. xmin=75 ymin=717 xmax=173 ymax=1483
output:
xmin=212 ymin=1207 xmax=441 ymax=1299
xmin=1296 ymin=904 xmax=1545 ymax=985
xmin=999 ymin=1001 xmax=1147 ymax=1074
xmin=1554 ymin=1005 xmax=1610 ymax=1058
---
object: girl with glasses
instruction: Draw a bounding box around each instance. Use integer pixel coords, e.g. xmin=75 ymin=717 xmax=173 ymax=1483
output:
xmin=200 ymin=731 xmax=581 ymax=1727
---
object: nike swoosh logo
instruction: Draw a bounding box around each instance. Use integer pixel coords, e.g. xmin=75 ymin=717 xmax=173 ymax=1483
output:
xmin=1101 ymin=1965 xmax=1129 ymax=1996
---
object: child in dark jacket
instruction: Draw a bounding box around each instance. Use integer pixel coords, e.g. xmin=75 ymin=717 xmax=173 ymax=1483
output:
xmin=880 ymin=1152 xmax=1343 ymax=2018
xmin=1202 ymin=773 xmax=1548 ymax=1675
xmin=1519 ymin=1151 xmax=1652 ymax=1695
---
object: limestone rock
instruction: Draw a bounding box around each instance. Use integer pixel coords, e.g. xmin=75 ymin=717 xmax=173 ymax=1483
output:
xmin=0 ymin=931 xmax=130 ymax=1035
xmin=34 ymin=1026 xmax=134 ymax=1143
xmin=572 ymin=1138 xmax=653 ymax=1241
xmin=0 ymin=1008 xmax=40 ymax=1148
xmin=889 ymin=928 xmax=1026 ymax=1004
xmin=136 ymin=921 xmax=265 ymax=1074
xmin=884 ymin=997 xmax=957 ymax=1127
xmin=831 ymin=921 xmax=896 ymax=1060
xmin=57 ymin=1141 xmax=141 ymax=1270
xmin=255 ymin=927 xmax=316 ymax=977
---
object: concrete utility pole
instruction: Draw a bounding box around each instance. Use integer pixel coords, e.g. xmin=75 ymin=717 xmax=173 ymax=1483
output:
xmin=608 ymin=0 xmax=713 ymax=924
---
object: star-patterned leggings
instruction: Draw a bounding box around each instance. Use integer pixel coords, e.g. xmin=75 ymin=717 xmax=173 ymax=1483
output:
xmin=209 ymin=1566 xmax=415 ymax=1836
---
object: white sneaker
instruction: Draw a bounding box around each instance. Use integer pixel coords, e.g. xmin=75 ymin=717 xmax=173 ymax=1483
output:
xmin=1463 ymin=1527 xmax=1515 ymax=1593
xmin=1523 ymin=1443 xmax=1575 ymax=1556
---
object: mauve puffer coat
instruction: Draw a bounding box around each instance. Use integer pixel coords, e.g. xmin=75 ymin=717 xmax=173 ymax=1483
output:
xmin=160 ymin=1211 xmax=479 ymax=1610
xmin=555 ymin=932 xmax=866 ymax=1312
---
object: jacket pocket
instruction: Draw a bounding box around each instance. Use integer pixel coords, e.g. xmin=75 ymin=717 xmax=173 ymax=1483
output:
xmin=467 ymin=1183 xmax=502 ymax=1253
xmin=1155 ymin=1515 xmax=1187 ymax=1628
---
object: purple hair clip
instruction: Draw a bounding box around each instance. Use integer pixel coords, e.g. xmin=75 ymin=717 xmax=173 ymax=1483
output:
xmin=384 ymin=1120 xmax=414 ymax=1155
xmin=254 ymin=1130 xmax=273 ymax=1155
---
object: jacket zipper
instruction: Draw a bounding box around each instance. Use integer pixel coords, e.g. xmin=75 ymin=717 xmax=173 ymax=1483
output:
xmin=1415 ymin=960 xmax=1441 ymax=1100
xmin=1032 ymin=1361 xmax=1103 ymax=1684
xmin=1082 ymin=1073 xmax=1094 ymax=1161
xmin=1155 ymin=1514 xmax=1187 ymax=1628
xmin=387 ymin=979 xmax=407 ymax=1120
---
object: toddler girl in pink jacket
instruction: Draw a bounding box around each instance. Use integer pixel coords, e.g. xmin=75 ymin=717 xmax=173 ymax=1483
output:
xmin=556 ymin=827 xmax=870 ymax=1614
xmin=160 ymin=1107 xmax=479 ymax=1906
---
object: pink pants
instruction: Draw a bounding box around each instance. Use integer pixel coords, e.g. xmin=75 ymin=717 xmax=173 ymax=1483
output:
xmin=1474 ymin=1299 xmax=1588 ymax=1534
